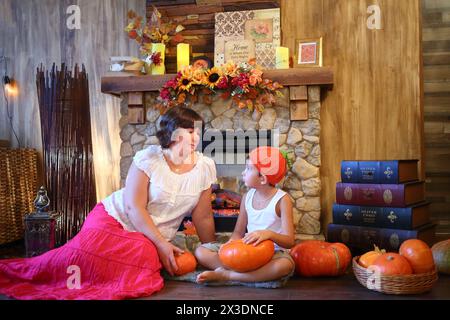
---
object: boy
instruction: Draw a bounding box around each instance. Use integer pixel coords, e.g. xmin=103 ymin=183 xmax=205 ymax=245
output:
xmin=195 ymin=146 xmax=295 ymax=284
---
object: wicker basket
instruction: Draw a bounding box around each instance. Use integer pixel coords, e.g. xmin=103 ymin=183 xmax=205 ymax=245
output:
xmin=352 ymin=256 xmax=438 ymax=295
xmin=0 ymin=148 xmax=38 ymax=245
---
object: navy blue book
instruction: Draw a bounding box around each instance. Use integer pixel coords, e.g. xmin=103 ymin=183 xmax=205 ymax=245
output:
xmin=332 ymin=202 xmax=430 ymax=230
xmin=327 ymin=223 xmax=436 ymax=252
xmin=341 ymin=160 xmax=419 ymax=184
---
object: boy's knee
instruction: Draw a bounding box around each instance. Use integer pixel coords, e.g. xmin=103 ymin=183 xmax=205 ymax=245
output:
xmin=194 ymin=245 xmax=209 ymax=259
xmin=276 ymin=258 xmax=295 ymax=277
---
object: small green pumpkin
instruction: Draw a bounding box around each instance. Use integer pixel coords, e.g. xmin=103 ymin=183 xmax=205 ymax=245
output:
xmin=431 ymin=239 xmax=450 ymax=275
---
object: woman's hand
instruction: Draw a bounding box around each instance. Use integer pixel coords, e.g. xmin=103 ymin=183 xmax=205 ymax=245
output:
xmin=155 ymin=241 xmax=185 ymax=276
xmin=243 ymin=230 xmax=273 ymax=246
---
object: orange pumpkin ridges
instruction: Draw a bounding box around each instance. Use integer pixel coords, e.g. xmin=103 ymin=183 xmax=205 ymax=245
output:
xmin=399 ymin=239 xmax=435 ymax=274
xmin=218 ymin=239 xmax=275 ymax=273
xmin=289 ymin=240 xmax=352 ymax=277
xmin=174 ymin=251 xmax=197 ymax=276
xmin=371 ymin=253 xmax=413 ymax=276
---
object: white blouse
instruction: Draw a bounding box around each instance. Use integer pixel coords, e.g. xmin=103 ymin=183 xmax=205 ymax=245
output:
xmin=102 ymin=145 xmax=217 ymax=241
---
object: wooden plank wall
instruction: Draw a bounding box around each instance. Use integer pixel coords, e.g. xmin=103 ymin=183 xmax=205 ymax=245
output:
xmin=281 ymin=0 xmax=424 ymax=234
xmin=422 ymin=0 xmax=450 ymax=240
xmin=0 ymin=0 xmax=145 ymax=202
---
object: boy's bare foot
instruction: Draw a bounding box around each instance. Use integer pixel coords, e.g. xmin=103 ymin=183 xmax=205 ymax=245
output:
xmin=196 ymin=267 xmax=231 ymax=284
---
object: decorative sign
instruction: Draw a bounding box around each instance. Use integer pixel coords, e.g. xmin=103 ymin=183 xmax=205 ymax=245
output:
xmin=224 ymin=40 xmax=256 ymax=64
xmin=215 ymin=8 xmax=281 ymax=69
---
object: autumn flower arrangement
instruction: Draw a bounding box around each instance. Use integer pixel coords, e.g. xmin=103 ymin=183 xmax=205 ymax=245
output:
xmin=125 ymin=6 xmax=184 ymax=66
xmin=156 ymin=59 xmax=283 ymax=113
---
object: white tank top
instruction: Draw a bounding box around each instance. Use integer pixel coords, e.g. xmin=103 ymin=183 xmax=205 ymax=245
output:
xmin=245 ymin=188 xmax=287 ymax=249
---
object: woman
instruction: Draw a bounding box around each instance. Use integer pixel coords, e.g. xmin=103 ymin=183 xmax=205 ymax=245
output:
xmin=0 ymin=107 xmax=217 ymax=300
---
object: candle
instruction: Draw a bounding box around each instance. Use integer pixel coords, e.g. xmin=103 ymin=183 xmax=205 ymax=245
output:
xmin=275 ymin=47 xmax=289 ymax=69
xmin=151 ymin=43 xmax=166 ymax=75
xmin=177 ymin=43 xmax=190 ymax=72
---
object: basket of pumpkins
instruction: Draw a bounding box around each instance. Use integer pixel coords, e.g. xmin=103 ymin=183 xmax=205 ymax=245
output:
xmin=353 ymin=239 xmax=438 ymax=295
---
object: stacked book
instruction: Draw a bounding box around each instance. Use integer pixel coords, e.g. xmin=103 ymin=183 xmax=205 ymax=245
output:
xmin=327 ymin=160 xmax=435 ymax=254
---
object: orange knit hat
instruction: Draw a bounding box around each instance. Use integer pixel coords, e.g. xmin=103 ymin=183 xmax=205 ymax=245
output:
xmin=248 ymin=146 xmax=287 ymax=185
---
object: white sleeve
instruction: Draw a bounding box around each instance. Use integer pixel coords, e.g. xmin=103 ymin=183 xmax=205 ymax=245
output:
xmin=133 ymin=146 xmax=159 ymax=178
xmin=201 ymin=156 xmax=217 ymax=191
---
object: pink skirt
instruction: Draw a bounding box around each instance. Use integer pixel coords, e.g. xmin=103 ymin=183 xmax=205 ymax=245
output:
xmin=0 ymin=203 xmax=164 ymax=300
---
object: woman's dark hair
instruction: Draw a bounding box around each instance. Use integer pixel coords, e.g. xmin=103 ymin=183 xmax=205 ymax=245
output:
xmin=156 ymin=107 xmax=204 ymax=149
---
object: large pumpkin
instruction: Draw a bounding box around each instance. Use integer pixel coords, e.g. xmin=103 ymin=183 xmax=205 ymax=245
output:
xmin=431 ymin=239 xmax=450 ymax=275
xmin=174 ymin=251 xmax=197 ymax=276
xmin=290 ymin=240 xmax=352 ymax=277
xmin=399 ymin=239 xmax=435 ymax=274
xmin=371 ymin=253 xmax=413 ymax=276
xmin=218 ymin=239 xmax=275 ymax=272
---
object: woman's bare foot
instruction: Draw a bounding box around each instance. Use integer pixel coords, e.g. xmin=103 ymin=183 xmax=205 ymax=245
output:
xmin=196 ymin=267 xmax=231 ymax=284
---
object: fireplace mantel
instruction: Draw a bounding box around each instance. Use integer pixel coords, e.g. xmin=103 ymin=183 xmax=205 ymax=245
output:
xmin=101 ymin=67 xmax=334 ymax=96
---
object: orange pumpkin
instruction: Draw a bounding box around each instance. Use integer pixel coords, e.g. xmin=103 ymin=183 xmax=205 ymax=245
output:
xmin=399 ymin=239 xmax=435 ymax=274
xmin=358 ymin=245 xmax=386 ymax=268
xmin=174 ymin=251 xmax=197 ymax=276
xmin=371 ymin=253 xmax=413 ymax=276
xmin=290 ymin=240 xmax=352 ymax=277
xmin=218 ymin=239 xmax=275 ymax=272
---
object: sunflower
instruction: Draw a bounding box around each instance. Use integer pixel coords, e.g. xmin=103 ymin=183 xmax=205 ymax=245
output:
xmin=204 ymin=67 xmax=224 ymax=89
xmin=178 ymin=75 xmax=193 ymax=92
xmin=178 ymin=66 xmax=195 ymax=91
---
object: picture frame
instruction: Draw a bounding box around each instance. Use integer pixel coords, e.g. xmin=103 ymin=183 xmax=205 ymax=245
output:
xmin=295 ymin=37 xmax=323 ymax=67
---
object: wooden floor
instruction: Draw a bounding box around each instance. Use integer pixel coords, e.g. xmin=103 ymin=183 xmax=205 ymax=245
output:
xmin=139 ymin=273 xmax=450 ymax=300
xmin=1 ymin=241 xmax=449 ymax=300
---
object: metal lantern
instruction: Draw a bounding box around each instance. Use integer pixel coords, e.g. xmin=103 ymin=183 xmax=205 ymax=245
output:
xmin=24 ymin=186 xmax=61 ymax=257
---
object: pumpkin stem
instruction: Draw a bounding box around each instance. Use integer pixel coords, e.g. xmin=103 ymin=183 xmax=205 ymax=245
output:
xmin=373 ymin=244 xmax=386 ymax=254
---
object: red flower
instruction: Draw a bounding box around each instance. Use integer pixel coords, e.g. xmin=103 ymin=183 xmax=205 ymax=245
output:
xmin=160 ymin=88 xmax=171 ymax=100
xmin=217 ymin=77 xmax=229 ymax=89
xmin=151 ymin=52 xmax=162 ymax=66
xmin=165 ymin=79 xmax=178 ymax=89
xmin=231 ymin=73 xmax=250 ymax=87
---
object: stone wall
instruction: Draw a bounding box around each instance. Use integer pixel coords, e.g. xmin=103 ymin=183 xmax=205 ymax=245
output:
xmin=118 ymin=86 xmax=323 ymax=237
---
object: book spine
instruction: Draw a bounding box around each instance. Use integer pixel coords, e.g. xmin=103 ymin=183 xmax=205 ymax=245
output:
xmin=341 ymin=161 xmax=400 ymax=184
xmin=332 ymin=203 xmax=415 ymax=229
xmin=327 ymin=223 xmax=418 ymax=252
xmin=336 ymin=183 xmax=407 ymax=207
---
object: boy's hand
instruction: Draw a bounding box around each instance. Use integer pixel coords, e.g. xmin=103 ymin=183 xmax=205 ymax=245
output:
xmin=243 ymin=230 xmax=273 ymax=246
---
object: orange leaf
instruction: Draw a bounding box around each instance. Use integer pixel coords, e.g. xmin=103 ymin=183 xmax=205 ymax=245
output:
xmin=183 ymin=220 xmax=197 ymax=236
xmin=127 ymin=10 xmax=137 ymax=19
xmin=178 ymin=93 xmax=186 ymax=104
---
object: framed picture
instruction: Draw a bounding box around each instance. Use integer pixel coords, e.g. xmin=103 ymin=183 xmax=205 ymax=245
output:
xmin=295 ymin=37 xmax=323 ymax=67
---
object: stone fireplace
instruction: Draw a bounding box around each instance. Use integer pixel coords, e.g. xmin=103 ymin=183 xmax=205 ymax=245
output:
xmin=102 ymin=68 xmax=333 ymax=240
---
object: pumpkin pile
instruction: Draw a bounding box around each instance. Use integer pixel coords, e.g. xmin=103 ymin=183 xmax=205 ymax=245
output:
xmin=357 ymin=239 xmax=435 ymax=275
xmin=218 ymin=239 xmax=275 ymax=272
xmin=289 ymin=240 xmax=352 ymax=277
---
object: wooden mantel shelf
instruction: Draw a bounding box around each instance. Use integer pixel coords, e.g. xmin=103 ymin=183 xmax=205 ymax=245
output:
xmin=101 ymin=67 xmax=333 ymax=96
